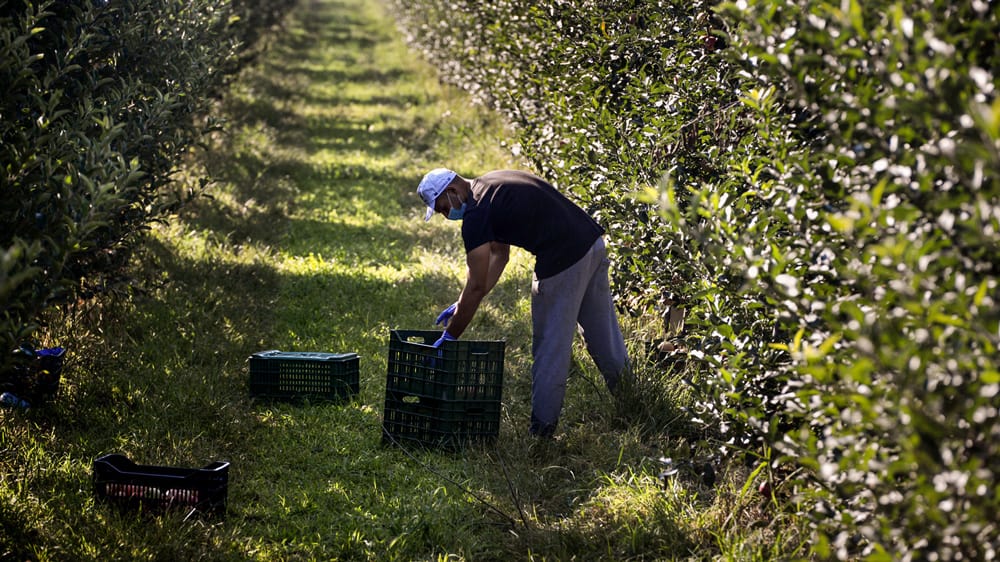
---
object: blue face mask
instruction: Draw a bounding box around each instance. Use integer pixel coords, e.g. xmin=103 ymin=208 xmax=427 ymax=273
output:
xmin=446 ymin=193 xmax=466 ymax=221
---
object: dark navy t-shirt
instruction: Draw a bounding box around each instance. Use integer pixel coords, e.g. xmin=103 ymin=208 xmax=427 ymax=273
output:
xmin=461 ymin=170 xmax=604 ymax=279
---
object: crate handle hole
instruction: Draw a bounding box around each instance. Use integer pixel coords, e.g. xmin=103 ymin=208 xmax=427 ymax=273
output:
xmin=402 ymin=395 xmax=420 ymax=404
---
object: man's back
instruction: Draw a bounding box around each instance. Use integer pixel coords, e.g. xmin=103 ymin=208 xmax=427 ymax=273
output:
xmin=463 ymin=170 xmax=604 ymax=279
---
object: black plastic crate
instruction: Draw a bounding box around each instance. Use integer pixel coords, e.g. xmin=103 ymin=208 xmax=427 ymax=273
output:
xmin=92 ymin=454 xmax=229 ymax=516
xmin=248 ymin=350 xmax=359 ymax=402
xmin=382 ymin=330 xmax=504 ymax=448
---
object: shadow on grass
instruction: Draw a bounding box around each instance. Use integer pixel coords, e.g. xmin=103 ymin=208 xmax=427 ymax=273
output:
xmin=53 ymin=234 xmax=283 ymax=456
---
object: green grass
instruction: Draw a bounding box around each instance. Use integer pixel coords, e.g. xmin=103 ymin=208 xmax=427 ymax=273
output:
xmin=0 ymin=0 xmax=802 ymax=559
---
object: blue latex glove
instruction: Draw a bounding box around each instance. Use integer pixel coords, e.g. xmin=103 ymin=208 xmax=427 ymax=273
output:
xmin=435 ymin=302 xmax=458 ymax=326
xmin=432 ymin=331 xmax=457 ymax=348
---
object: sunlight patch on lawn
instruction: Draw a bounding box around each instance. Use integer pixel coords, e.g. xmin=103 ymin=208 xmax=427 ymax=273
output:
xmin=154 ymin=221 xmax=275 ymax=268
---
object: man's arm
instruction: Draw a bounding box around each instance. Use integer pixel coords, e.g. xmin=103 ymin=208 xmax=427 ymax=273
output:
xmin=445 ymin=242 xmax=508 ymax=338
xmin=485 ymin=242 xmax=510 ymax=293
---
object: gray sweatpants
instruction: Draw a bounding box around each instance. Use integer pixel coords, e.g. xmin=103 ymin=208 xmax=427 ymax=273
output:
xmin=529 ymin=237 xmax=628 ymax=436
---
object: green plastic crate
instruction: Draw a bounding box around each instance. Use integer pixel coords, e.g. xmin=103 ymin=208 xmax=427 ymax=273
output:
xmin=382 ymin=392 xmax=502 ymax=449
xmin=249 ymin=350 xmax=359 ymax=402
xmin=382 ymin=330 xmax=504 ymax=449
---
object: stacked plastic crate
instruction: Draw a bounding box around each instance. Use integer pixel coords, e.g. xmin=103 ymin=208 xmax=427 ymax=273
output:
xmin=382 ymin=330 xmax=504 ymax=449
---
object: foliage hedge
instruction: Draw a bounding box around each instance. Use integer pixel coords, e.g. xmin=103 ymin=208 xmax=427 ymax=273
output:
xmin=0 ymin=0 xmax=292 ymax=370
xmin=387 ymin=0 xmax=999 ymax=559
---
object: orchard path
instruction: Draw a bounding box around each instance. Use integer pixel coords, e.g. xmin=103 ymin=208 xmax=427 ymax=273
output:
xmin=136 ymin=0 xmax=532 ymax=558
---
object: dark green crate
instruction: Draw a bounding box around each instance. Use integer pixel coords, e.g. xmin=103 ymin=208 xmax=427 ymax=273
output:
xmin=382 ymin=391 xmax=501 ymax=449
xmin=93 ymin=453 xmax=229 ymax=517
xmin=249 ymin=350 xmax=359 ymax=402
xmin=385 ymin=330 xmax=503 ymax=402
xmin=382 ymin=330 xmax=504 ymax=449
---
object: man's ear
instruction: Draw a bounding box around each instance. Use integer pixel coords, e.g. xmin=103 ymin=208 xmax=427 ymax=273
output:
xmin=448 ymin=176 xmax=467 ymax=195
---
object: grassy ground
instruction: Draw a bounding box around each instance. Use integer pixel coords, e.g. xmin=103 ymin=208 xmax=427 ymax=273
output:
xmin=0 ymin=0 xmax=794 ymax=559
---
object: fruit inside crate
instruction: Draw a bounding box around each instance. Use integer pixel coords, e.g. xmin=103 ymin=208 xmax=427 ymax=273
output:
xmin=92 ymin=453 xmax=229 ymax=516
xmin=248 ymin=350 xmax=359 ymax=401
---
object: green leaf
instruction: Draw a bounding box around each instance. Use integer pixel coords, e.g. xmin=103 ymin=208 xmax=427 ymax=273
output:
xmin=929 ymin=313 xmax=966 ymax=328
xmin=826 ymin=213 xmax=855 ymax=234
xmin=973 ymin=280 xmax=988 ymax=307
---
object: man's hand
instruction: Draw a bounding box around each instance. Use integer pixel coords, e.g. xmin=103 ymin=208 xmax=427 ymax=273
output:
xmin=435 ymin=303 xmax=458 ymax=327
xmin=432 ymin=331 xmax=457 ymax=348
